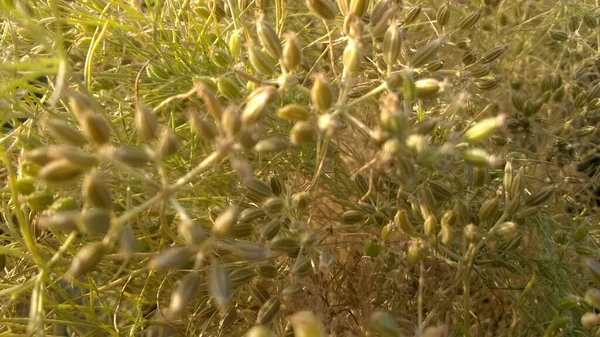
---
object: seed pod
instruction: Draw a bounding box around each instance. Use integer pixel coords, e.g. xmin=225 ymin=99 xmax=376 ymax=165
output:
xmin=196 ymin=84 xmax=223 ymax=122
xmin=248 ymin=44 xmax=277 ymax=76
xmin=464 ymin=115 xmax=506 ymax=142
xmin=292 ymin=192 xmax=311 ymax=211
xmin=424 ymin=214 xmax=437 ymax=237
xmin=270 ymin=236 xmax=300 ymax=254
xmin=166 ymin=272 xmax=201 ymax=320
xmin=80 ymin=208 xmax=111 ymax=234
xmin=415 ymin=78 xmax=441 ymax=98
xmin=511 ymin=94 xmax=524 ymax=111
xmin=503 ymin=160 xmax=513 ymax=193
xmin=149 ymin=246 xmax=195 ymax=270
xmin=209 ymin=258 xmax=232 ymax=313
xmin=464 ymin=224 xmax=478 ymax=242
xmin=509 ymin=167 xmax=525 ymax=199
xmin=68 ymin=90 xmax=97 ymax=118
xmin=238 ymin=207 xmax=267 ymax=224
xmin=440 ymin=210 xmax=457 ymax=227
xmin=229 ymin=29 xmax=244 ymax=57
xmin=260 ymin=219 xmax=281 ymax=240
xmin=290 ymin=121 xmax=315 ymax=146
xmin=256 ymin=16 xmax=282 ymax=58
xmin=282 ymin=33 xmax=302 ymax=72
xmin=112 ymin=146 xmax=151 ymax=167
xmin=221 ymin=105 xmax=242 ymax=138
xmin=461 ymin=148 xmax=490 ymax=167
xmin=467 ymin=65 xmax=490 ymax=78
xmin=263 ymin=197 xmax=284 ymax=213
xmin=394 ymin=209 xmax=414 ymax=235
xmin=65 ymin=242 xmax=107 ymax=281
xmin=15 ymin=177 xmax=35 ymax=195
xmin=255 ymin=137 xmax=292 ymax=153
xmin=39 ymin=159 xmax=86 ymax=185
xmin=186 ymin=108 xmax=217 ymax=142
xmin=227 ymin=241 xmax=272 ymax=261
xmin=244 ymin=177 xmax=273 ymax=199
xmin=268 ymin=177 xmax=283 ymax=196
xmin=80 ymin=113 xmax=111 ymax=145
xmin=550 ymin=29 xmax=568 ymax=42
xmin=348 ymin=0 xmax=367 ymax=18
xmin=257 ymin=262 xmax=278 ymax=278
xmin=55 ymin=146 xmax=99 ymax=169
xmin=584 ymin=13 xmax=597 ymax=29
xmin=525 ymin=186 xmax=554 ymax=207
xmin=38 ymin=211 xmax=80 ymax=232
xmin=247 ymin=326 xmax=275 ymax=337
xmin=158 ymin=128 xmax=180 ymax=159
xmin=213 ymin=206 xmax=241 ymax=237
xmin=26 ymin=190 xmax=55 ymax=212
xmin=22 ymin=147 xmax=55 ymax=166
xmin=491 ymin=221 xmax=519 ymax=240
xmin=289 ymin=311 xmax=324 ymax=337
xmin=403 ymin=5 xmax=421 ymax=25
xmin=45 ymin=119 xmax=87 ymax=147
xmin=342 ymin=38 xmax=362 ymax=74
xmin=305 ymin=0 xmax=337 ymax=20
xmin=209 ymin=47 xmax=232 ymax=68
xmin=135 ymin=104 xmax=158 ymax=141
xmin=340 ymin=210 xmax=363 ymax=224
xmin=311 ymin=74 xmax=333 ymax=112
xmin=229 ymin=266 xmax=256 ymax=288
xmin=459 ymin=10 xmax=481 ymax=30
xmin=475 ymin=76 xmax=499 ymax=91
xmin=441 ymin=224 xmax=453 ymax=245
xmin=369 ymin=311 xmax=401 ymax=337
xmin=82 ymin=173 xmax=112 ymax=209
xmin=277 ymin=104 xmax=310 ymax=121
xmin=436 ymin=3 xmax=450 ymax=27
xmin=383 ymin=23 xmax=402 ymax=66
xmin=409 ymin=38 xmax=443 ymax=68
xmin=478 ymin=198 xmax=499 ymax=223
xmin=256 ymin=296 xmax=281 ymax=325
xmin=480 ymin=45 xmax=507 ymax=64
xmin=242 ymin=86 xmax=277 ymax=127
xmin=217 ymin=76 xmax=241 ymax=101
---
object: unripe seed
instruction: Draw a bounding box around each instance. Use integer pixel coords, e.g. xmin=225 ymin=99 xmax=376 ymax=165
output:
xmin=343 ymin=39 xmax=362 ymax=74
xmin=257 ymin=15 xmax=282 ymax=59
xmin=441 ymin=223 xmax=453 ymax=245
xmin=39 ymin=159 xmax=86 ymax=185
xmin=242 ymin=86 xmax=277 ymax=127
xmin=509 ymin=167 xmax=525 ymax=199
xmin=260 ymin=219 xmax=281 ymax=240
xmin=112 ymin=146 xmax=151 ymax=167
xmin=464 ymin=224 xmax=478 ymax=242
xmin=305 ymin=0 xmax=338 ymax=20
xmin=187 ymin=108 xmax=217 ymax=142
xmin=196 ymin=84 xmax=223 ymax=122
xmin=81 ymin=208 xmax=111 ymax=234
xmin=394 ymin=209 xmax=414 ymax=235
xmin=475 ymin=76 xmax=500 ymax=90
xmin=478 ymin=198 xmax=499 ymax=223
xmin=464 ymin=114 xmax=506 ymax=142
xmin=213 ymin=206 xmax=242 ymax=237
xmin=550 ymin=29 xmax=568 ymax=42
xmin=244 ymin=177 xmax=273 ymax=199
xmin=82 ymin=173 xmax=112 ymax=209
xmin=282 ymin=33 xmax=302 ymax=72
xmin=459 ymin=10 xmax=481 ymax=30
xmin=467 ymin=65 xmax=490 ymax=78
xmin=248 ymin=44 xmax=277 ymax=75
xmin=342 ymin=210 xmax=365 ymax=224
xmin=167 ymin=272 xmax=201 ymax=319
xmin=525 ymin=185 xmax=554 ymax=207
xmin=229 ymin=29 xmax=243 ymax=57
xmin=403 ymin=5 xmax=421 ymax=25
xmin=584 ymin=13 xmax=597 ymax=29
xmin=135 ymin=104 xmax=158 ymax=141
xmin=27 ymin=190 xmax=54 ymax=211
xmin=239 ymin=207 xmax=267 ymax=224
xmin=247 ymin=326 xmax=275 ymax=337
xmin=221 ymin=105 xmax=242 ymax=138
xmin=229 ymin=266 xmax=256 ymax=287
xmin=415 ymin=78 xmax=441 ymax=98
xmin=263 ymin=196 xmax=284 ymax=213
xmin=410 ymin=38 xmax=444 ymax=68
xmin=217 ymin=76 xmax=241 ymax=101
xmin=440 ymin=210 xmax=457 ymax=227
xmin=158 ymin=128 xmax=180 ymax=159
xmin=270 ymin=236 xmax=300 ymax=254
xmin=424 ymin=214 xmax=437 ymax=237
xmin=436 ymin=3 xmax=450 ymax=27
xmin=383 ymin=23 xmax=402 ymax=66
xmin=65 ymin=242 xmax=107 ymax=281
xmin=209 ymin=258 xmax=232 ymax=313
xmin=15 ymin=177 xmax=35 ymax=195
xmin=209 ymin=47 xmax=232 ymax=68
xmin=292 ymin=252 xmax=313 ymax=278
xmin=45 ymin=119 xmax=87 ymax=147
xmin=311 ymin=74 xmax=333 ymax=111
xmin=277 ymin=104 xmax=310 ymax=121
xmin=38 ymin=211 xmax=80 ymax=232
xmin=480 ymin=45 xmax=507 ymax=64
xmin=461 ymin=148 xmax=491 ymax=167
xmin=255 ymin=137 xmax=292 ymax=153
xmin=258 ymin=262 xmax=278 ymax=278
xmin=80 ymin=113 xmax=111 ymax=145
xmin=290 ymin=121 xmax=315 ymax=146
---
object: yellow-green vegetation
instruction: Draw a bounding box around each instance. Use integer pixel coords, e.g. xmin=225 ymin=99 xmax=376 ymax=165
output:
xmin=1 ymin=0 xmax=600 ymax=336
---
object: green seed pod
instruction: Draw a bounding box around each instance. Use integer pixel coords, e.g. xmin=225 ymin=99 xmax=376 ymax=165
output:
xmin=525 ymin=186 xmax=554 ymax=207
xmin=404 ymin=5 xmax=422 ymax=25
xmin=464 ymin=224 xmax=478 ymax=242
xmin=475 ymin=76 xmax=500 ymax=90
xmin=167 ymin=272 xmax=200 ymax=319
xmin=587 ymin=97 xmax=600 ymax=110
xmin=415 ymin=78 xmax=441 ymax=98
xmin=82 ymin=173 xmax=112 ymax=209
xmin=491 ymin=221 xmax=519 ymax=240
xmin=135 ymin=104 xmax=158 ymax=141
xmin=196 ymin=84 xmax=223 ymax=122
xmin=213 ymin=206 xmax=242 ymax=237
xmin=282 ymin=32 xmax=302 ymax=72
xmin=305 ymin=0 xmax=338 ymax=20
xmin=409 ymin=38 xmax=443 ymax=68
xmin=229 ymin=29 xmax=244 ymax=58
xmin=464 ymin=115 xmax=506 ymax=142
xmin=247 ymin=326 xmax=275 ymax=337
xmin=473 ymin=166 xmax=487 ymax=187
xmin=249 ymin=279 xmax=271 ymax=305
xmin=573 ymin=221 xmax=589 ymax=242
xmin=478 ymin=198 xmax=499 ymax=223
xmin=80 ymin=208 xmax=111 ymax=234
xmin=277 ymin=104 xmax=310 ymax=121
xmin=461 ymin=49 xmax=476 ymax=65
xmin=242 ymin=86 xmax=277 ymax=127
xmin=311 ymin=74 xmax=333 ymax=112
xmin=509 ymin=168 xmax=525 ymax=200
xmin=229 ymin=266 xmax=256 ymax=288
xmin=67 ymin=90 xmax=98 ymax=119
xmin=15 ymin=176 xmax=35 ymax=195
xmin=149 ymin=246 xmax=195 ymax=270
xmin=550 ymin=29 xmax=568 ymax=42
xmin=424 ymin=60 xmax=444 ymax=72
xmin=436 ymin=3 xmax=450 ymax=27
xmin=158 ymin=128 xmax=180 ymax=159
xmin=342 ymin=38 xmax=362 ymax=74
xmin=291 ymin=191 xmax=311 ymax=211
xmin=430 ymin=180 xmax=452 ymax=201
xmin=371 ymin=1 xmax=394 ymax=39
xmin=260 ymin=219 xmax=281 ymax=240
xmin=370 ymin=311 xmax=401 ymax=337
xmin=270 ymin=236 xmax=300 ymax=254
xmin=461 ymin=148 xmax=490 ymax=167
xmin=552 ymin=86 xmax=565 ymax=102
xmin=349 ymin=0 xmax=367 ymax=18
xmin=440 ymin=223 xmax=453 ymax=245
xmin=244 ymin=177 xmax=273 ymax=199
xmin=209 ymin=47 xmax=232 ymax=68
xmin=45 ymin=118 xmax=87 ymax=147
xmin=394 ymin=209 xmax=414 ymax=235
xmin=440 ymin=210 xmax=457 ymax=227
xmin=22 ymin=147 xmax=54 ymax=167
xmin=248 ymin=44 xmax=277 ymax=75
xmin=186 ymin=108 xmax=217 ymax=142
xmin=467 ymin=65 xmax=489 ymax=78
xmin=364 ymin=240 xmax=380 ymax=258
xmin=424 ymin=214 xmax=437 ymax=237
xmin=587 ymin=288 xmax=600 ymax=310
xmin=511 ymin=94 xmax=524 ymax=111
xmin=257 ymin=15 xmax=282 ymax=59
xmin=51 ymin=197 xmax=79 ymax=212
xmin=209 ymin=258 xmax=232 ymax=313
xmin=39 ymin=159 xmax=86 ymax=186
xmin=255 ymin=137 xmax=292 ymax=153
xmin=80 ymin=113 xmax=111 ymax=145
xmin=283 ymin=283 xmax=303 ymax=299
xmin=217 ymin=76 xmax=242 ymax=101
xmin=112 ymin=146 xmax=151 ymax=167
xmin=584 ymin=13 xmax=597 ymax=29
xmin=290 ymin=121 xmax=315 ymax=146
xmin=383 ymin=23 xmax=402 ymax=66
xmin=257 ymin=262 xmax=278 ymax=278
xmin=342 ymin=210 xmax=365 ymax=224
xmin=263 ymin=196 xmax=284 ymax=213
xmin=38 ymin=211 xmax=80 ymax=232
xmin=480 ymin=45 xmax=507 ymax=64
xmin=239 ymin=207 xmax=267 ymax=224
xmin=289 ymin=311 xmax=324 ymax=337
xmin=65 ymin=242 xmax=107 ymax=281
xmin=292 ymin=252 xmax=312 ymax=278
xmin=228 ymin=241 xmax=272 ymax=261
xmin=516 ymin=206 xmax=539 ymax=218
xmin=459 ymin=10 xmax=481 ymax=30
xmin=221 ymin=105 xmax=242 ymax=138
xmin=54 ymin=146 xmax=98 ymax=169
